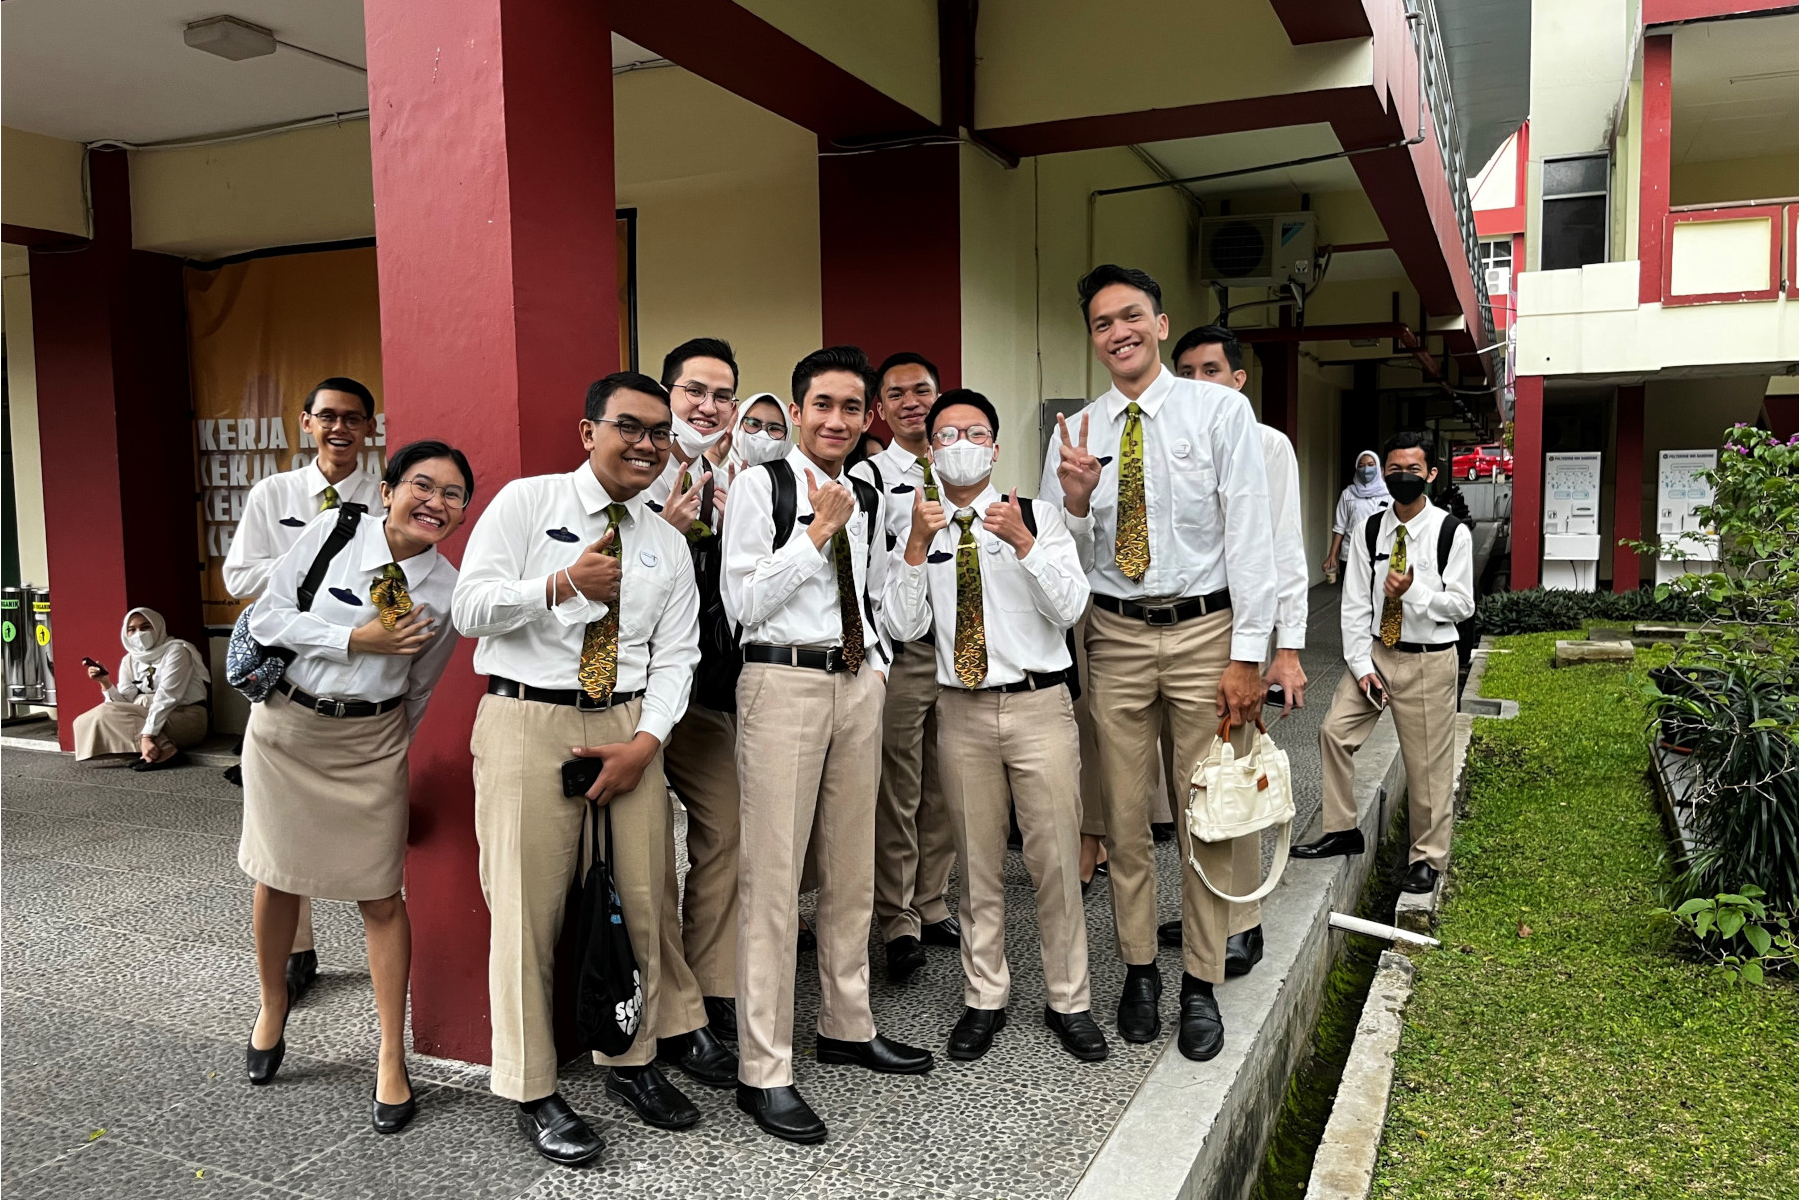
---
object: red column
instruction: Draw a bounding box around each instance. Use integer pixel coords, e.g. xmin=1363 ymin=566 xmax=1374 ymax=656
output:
xmin=28 ymin=149 xmax=199 ymax=748
xmin=1511 ymin=375 xmax=1545 ymax=590
xmin=1612 ymin=384 xmax=1646 ymax=593
xmin=1255 ymin=310 xmax=1302 ymax=436
xmin=365 ymin=0 xmax=618 ymax=1063
xmin=1639 ymin=36 xmax=1673 ymax=304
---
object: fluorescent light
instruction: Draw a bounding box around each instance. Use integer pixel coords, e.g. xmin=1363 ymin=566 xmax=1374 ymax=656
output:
xmin=184 ymin=16 xmax=277 ymax=61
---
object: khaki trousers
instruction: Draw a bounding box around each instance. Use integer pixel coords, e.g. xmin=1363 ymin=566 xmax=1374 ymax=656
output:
xmin=1319 ymin=643 xmax=1459 ymax=869
xmin=662 ymin=703 xmax=740 ymax=998
xmin=735 ymin=662 xmax=885 ymax=1088
xmin=873 ymin=641 xmax=955 ymax=941
xmin=472 ymin=694 xmax=704 ymax=1100
xmin=1072 ymin=614 xmax=1110 ymax=839
xmin=937 ymin=685 xmax=1091 ymax=1014
xmin=1086 ymin=606 xmax=1253 ymax=984
xmin=73 ymin=698 xmax=207 ymax=760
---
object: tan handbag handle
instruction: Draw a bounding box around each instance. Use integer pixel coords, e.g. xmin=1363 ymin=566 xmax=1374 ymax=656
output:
xmin=1213 ymin=716 xmax=1270 ymax=742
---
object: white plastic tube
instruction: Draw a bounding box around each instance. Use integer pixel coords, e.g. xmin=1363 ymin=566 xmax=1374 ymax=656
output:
xmin=1329 ymin=912 xmax=1441 ymax=948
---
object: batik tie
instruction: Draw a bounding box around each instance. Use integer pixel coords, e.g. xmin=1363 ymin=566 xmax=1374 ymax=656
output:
xmin=320 ymin=485 xmax=341 ymax=513
xmin=577 ymin=504 xmax=629 ymax=698
xmin=952 ymin=511 xmax=987 ymax=688
xmin=832 ymin=527 xmax=865 ymax=675
xmin=914 ymin=456 xmax=939 ymax=503
xmin=1380 ymin=524 xmax=1408 ymax=647
xmin=1114 ymin=401 xmax=1149 ymax=581
xmin=370 ymin=563 xmax=414 ymax=630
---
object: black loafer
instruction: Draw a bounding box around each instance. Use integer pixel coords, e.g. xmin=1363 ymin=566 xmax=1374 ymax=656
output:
xmin=797 ymin=918 xmax=817 ymax=955
xmin=130 ymin=750 xmax=190 ymax=772
xmin=285 ymin=949 xmax=319 ymax=1006
xmin=1291 ymin=828 xmax=1366 ymax=860
xmin=1402 ymin=860 xmax=1440 ymax=894
xmin=1151 ymin=821 xmax=1176 ymax=843
xmin=704 ymin=995 xmax=738 ymax=1043
xmin=222 ymin=764 xmax=243 ymax=787
xmin=1157 ymin=919 xmax=1182 ymax=950
xmin=816 ymin=1034 xmax=934 ymax=1074
xmin=656 ymin=1025 xmax=738 ymax=1089
xmin=1177 ymin=981 xmax=1225 ymax=1062
xmin=245 ymin=1004 xmax=289 ymax=1085
xmin=370 ymin=1064 xmax=416 ymax=1134
xmin=1224 ymin=926 xmax=1265 ymax=978
xmin=737 ymin=1084 xmax=826 ymax=1145
xmin=605 ymin=1065 xmax=700 ymax=1131
xmin=1116 ymin=965 xmax=1162 ymax=1043
xmin=1044 ymin=1008 xmax=1109 ymax=1061
xmin=920 ymin=916 xmax=962 ymax=947
xmin=517 ymin=1093 xmax=604 ymax=1166
xmin=946 ymin=1007 xmax=1007 ymax=1061
xmin=885 ymin=935 xmax=927 ymax=983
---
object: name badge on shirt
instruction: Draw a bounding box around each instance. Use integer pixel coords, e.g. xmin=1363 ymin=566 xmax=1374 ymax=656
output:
xmin=927 ymin=551 xmax=954 ymax=564
xmin=639 ymin=549 xmax=659 ymax=568
xmin=545 ymin=527 xmax=580 ymax=543
xmin=279 ymin=517 xmax=307 ymax=528
xmin=328 ymin=588 xmax=363 ymax=606
xmin=1172 ymin=439 xmax=1192 ymax=458
xmin=985 ymin=540 xmax=1001 ymax=555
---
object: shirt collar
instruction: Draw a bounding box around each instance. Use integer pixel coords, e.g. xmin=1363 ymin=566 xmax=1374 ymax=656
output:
xmin=1102 ymin=363 xmax=1174 ymax=421
xmin=1384 ymin=498 xmax=1438 ymax=535
xmin=789 ymin=443 xmax=848 ymax=481
xmin=947 ymin=484 xmax=1001 ymax=521
xmin=358 ymin=518 xmax=441 ymax=586
xmin=878 ymin=440 xmax=930 ymax=478
xmin=573 ymin=461 xmax=648 ymax=521
xmin=303 ymin=460 xmax=365 ymax=498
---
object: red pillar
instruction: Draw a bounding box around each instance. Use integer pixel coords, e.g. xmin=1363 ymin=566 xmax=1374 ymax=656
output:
xmin=1254 ymin=310 xmax=1302 ymax=437
xmin=1612 ymin=384 xmax=1646 ymax=593
xmin=365 ymin=0 xmax=618 ymax=1063
xmin=1639 ymin=36 xmax=1673 ymax=304
xmin=1511 ymin=375 xmax=1545 ymax=590
xmin=27 ymin=150 xmax=199 ymax=748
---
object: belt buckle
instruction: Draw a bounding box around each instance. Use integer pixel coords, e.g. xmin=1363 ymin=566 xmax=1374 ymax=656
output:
xmin=824 ymin=647 xmax=845 ymax=672
xmin=576 ymin=691 xmax=606 ymax=711
xmin=1142 ymin=604 xmax=1178 ymax=627
xmin=316 ymin=697 xmax=345 ymax=718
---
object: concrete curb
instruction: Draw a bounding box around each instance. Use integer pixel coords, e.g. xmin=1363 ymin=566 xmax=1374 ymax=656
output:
xmin=1303 ymin=951 xmax=1416 ymax=1200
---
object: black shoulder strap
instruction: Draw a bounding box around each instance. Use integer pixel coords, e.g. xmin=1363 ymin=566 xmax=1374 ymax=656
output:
xmin=1363 ymin=511 xmax=1382 ymax=571
xmin=865 ymin=458 xmax=883 ymax=494
xmin=848 ymin=476 xmax=880 ymax=548
xmin=296 ymin=504 xmax=364 ymax=613
xmin=767 ymin=459 xmax=797 ymax=551
xmin=1436 ymin=513 xmax=1462 ymax=574
xmin=1019 ymin=496 xmax=1038 ymax=538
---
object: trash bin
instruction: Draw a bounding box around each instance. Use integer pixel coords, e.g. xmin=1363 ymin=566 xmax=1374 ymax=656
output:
xmin=26 ymin=587 xmax=55 ymax=706
xmin=1 ymin=587 xmax=26 ymax=704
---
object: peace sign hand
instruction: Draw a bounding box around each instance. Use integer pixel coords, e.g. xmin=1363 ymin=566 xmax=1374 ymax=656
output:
xmin=659 ymin=474 xmax=708 ymax=534
xmin=1055 ymin=412 xmax=1102 ymax=516
xmin=982 ymin=488 xmax=1036 ymax=557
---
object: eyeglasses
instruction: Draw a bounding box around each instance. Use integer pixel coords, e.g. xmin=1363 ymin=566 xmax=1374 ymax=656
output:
xmin=675 ymin=381 xmax=736 ymax=409
xmin=931 ymin=425 xmax=995 ymax=447
xmin=596 ymin=417 xmax=674 ymax=448
xmin=402 ymin=476 xmax=469 ymax=509
xmin=307 ymin=409 xmax=368 ymax=431
xmin=739 ymin=416 xmax=788 ymax=440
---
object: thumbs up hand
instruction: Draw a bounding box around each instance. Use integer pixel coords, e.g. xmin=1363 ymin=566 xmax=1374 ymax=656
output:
xmin=982 ymin=489 xmax=1035 ymax=558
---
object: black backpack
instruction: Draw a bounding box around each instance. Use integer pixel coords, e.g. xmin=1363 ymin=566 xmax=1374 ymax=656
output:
xmin=570 ymin=801 xmax=644 ymax=1057
xmin=1362 ymin=511 xmax=1477 ymax=667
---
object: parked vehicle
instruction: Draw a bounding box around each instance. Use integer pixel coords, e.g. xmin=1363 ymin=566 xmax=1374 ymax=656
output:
xmin=1452 ymin=443 xmax=1513 ymax=480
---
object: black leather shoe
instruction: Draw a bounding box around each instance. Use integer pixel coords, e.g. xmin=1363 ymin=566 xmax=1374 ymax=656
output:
xmin=285 ymin=949 xmax=319 ymax=1005
xmin=370 ymin=1064 xmax=415 ymax=1134
xmin=816 ymin=1034 xmax=934 ymax=1074
xmin=737 ymin=1084 xmax=826 ymax=1145
xmin=1157 ymin=919 xmax=1182 ymax=950
xmin=1225 ymin=926 xmax=1265 ymax=978
xmin=886 ymin=935 xmax=927 ymax=983
xmin=245 ymin=1004 xmax=288 ymax=1086
xmin=1177 ymin=980 xmax=1225 ymax=1062
xmin=1151 ymin=821 xmax=1176 ymax=843
xmin=920 ymin=916 xmax=962 ymax=947
xmin=517 ymin=1093 xmax=604 ymax=1166
xmin=1402 ymin=861 xmax=1440 ymax=894
xmin=1116 ymin=965 xmax=1162 ymax=1043
xmin=656 ymin=1025 xmax=738 ymax=1089
xmin=946 ymin=1007 xmax=1007 ymax=1061
xmin=222 ymin=764 xmax=243 ymax=787
xmin=606 ymin=1065 xmax=700 ymax=1131
xmin=1291 ymin=828 xmax=1365 ymax=860
xmin=704 ymin=995 xmax=738 ymax=1043
xmin=1044 ymin=1008 xmax=1109 ymax=1061
xmin=130 ymin=750 xmax=190 ymax=772
xmin=797 ymin=918 xmax=817 ymax=954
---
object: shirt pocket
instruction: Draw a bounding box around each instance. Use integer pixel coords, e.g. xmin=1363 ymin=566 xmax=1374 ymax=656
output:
xmin=620 ymin=559 xmax=677 ymax=643
xmin=314 ymin=578 xmax=377 ymax=635
xmin=1165 ymin=449 xmax=1219 ymax=531
xmin=988 ymin=548 xmax=1039 ymax=613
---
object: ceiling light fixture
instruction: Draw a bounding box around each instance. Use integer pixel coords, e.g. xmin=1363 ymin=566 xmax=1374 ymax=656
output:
xmin=183 ymin=15 xmax=276 ymax=61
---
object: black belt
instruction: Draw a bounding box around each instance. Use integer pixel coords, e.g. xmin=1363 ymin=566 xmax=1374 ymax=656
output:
xmin=486 ymin=677 xmax=646 ymax=710
xmin=744 ymin=644 xmax=851 ymax=673
xmin=1092 ymin=589 xmax=1232 ymax=626
xmin=276 ymin=679 xmax=403 ymax=719
xmin=976 ymin=671 xmax=1071 ymax=694
xmin=1390 ymin=640 xmax=1457 ymax=654
xmin=890 ymin=633 xmax=936 ymax=657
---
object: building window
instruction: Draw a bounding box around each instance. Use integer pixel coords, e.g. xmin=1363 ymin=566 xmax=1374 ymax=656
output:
xmin=1481 ymin=238 xmax=1514 ymax=295
xmin=1540 ymin=153 xmax=1610 ymax=271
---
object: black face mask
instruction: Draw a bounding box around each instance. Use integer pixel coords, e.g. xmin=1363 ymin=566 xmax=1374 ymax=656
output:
xmin=1384 ymin=472 xmax=1428 ymax=504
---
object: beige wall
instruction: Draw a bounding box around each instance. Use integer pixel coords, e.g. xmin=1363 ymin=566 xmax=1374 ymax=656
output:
xmin=3 ymin=249 xmax=49 ymax=587
xmin=1526 ymin=0 xmax=1633 ymax=270
xmin=2 ymin=128 xmax=87 ymax=238
xmin=1670 ymin=154 xmax=1800 ymax=206
xmin=736 ymin=0 xmax=939 ymax=125
xmin=959 ymin=145 xmax=1041 ymax=494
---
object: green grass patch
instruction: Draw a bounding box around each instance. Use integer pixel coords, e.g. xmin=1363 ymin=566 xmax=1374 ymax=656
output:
xmin=1371 ymin=633 xmax=1798 ymax=1199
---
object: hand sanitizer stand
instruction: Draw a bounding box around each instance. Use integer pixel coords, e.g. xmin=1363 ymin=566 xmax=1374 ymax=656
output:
xmin=1655 ymin=449 xmax=1719 ymax=585
xmin=1541 ymin=452 xmax=1603 ymax=591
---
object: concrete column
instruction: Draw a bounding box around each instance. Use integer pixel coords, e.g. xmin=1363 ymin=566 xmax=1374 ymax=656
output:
xmin=365 ymin=0 xmax=618 ymax=1063
xmin=1612 ymin=384 xmax=1645 ymax=593
xmin=1511 ymin=375 xmax=1544 ymax=590
xmin=1638 ymin=36 xmax=1673 ymax=305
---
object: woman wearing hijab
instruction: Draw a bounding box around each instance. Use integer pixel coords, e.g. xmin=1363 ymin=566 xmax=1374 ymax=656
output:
xmin=1324 ymin=450 xmax=1391 ymax=583
xmin=726 ymin=391 xmax=792 ymax=476
xmin=74 ymin=609 xmax=210 ymax=770
xmin=237 ymin=439 xmax=472 ymax=1136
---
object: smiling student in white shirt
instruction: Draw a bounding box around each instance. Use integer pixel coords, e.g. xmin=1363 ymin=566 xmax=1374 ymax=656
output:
xmin=452 ymin=372 xmax=711 ymax=1166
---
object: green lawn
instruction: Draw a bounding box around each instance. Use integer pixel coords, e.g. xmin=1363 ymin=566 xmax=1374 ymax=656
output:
xmin=1371 ymin=633 xmax=1798 ymax=1200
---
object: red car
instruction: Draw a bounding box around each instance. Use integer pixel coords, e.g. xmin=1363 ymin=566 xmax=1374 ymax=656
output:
xmin=1452 ymin=443 xmax=1513 ymax=480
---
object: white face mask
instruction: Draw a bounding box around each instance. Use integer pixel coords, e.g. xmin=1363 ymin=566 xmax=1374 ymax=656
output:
xmin=671 ymin=411 xmax=727 ymax=458
xmin=931 ymin=442 xmax=994 ymax=488
xmin=736 ymin=430 xmax=787 ymax=467
xmin=126 ymin=630 xmax=156 ymax=653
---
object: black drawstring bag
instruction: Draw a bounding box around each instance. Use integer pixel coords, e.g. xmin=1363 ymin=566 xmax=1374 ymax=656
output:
xmin=570 ymin=800 xmax=643 ymax=1057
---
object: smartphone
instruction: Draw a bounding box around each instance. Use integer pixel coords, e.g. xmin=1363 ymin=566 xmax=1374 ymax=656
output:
xmin=561 ymin=756 xmax=604 ymax=799
xmin=1264 ymin=683 xmax=1287 ymax=710
xmin=1362 ymin=677 xmax=1388 ymax=710
xmin=81 ymin=656 xmax=104 ymax=671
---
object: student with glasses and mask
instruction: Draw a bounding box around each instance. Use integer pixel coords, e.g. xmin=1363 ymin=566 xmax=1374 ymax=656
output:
xmin=728 ymin=393 xmax=791 ymax=473
xmin=222 ymin=376 xmax=383 ymax=1010
xmin=452 ymin=373 xmax=709 ymax=1166
xmin=237 ymin=440 xmax=472 ymax=1135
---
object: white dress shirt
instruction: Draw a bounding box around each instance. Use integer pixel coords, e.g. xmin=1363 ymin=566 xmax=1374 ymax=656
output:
xmin=104 ymin=645 xmax=209 ymax=737
xmin=450 ymin=463 xmax=700 ymax=745
xmin=720 ymin=445 xmax=893 ymax=666
xmin=1260 ymin=425 xmax=1308 ymax=652
xmin=1341 ymin=499 xmax=1475 ymax=681
xmin=1038 ymin=366 xmax=1278 ymax=662
xmin=1332 ymin=487 xmax=1392 ymax=562
xmin=249 ymin=512 xmax=459 ymax=735
xmin=224 ymin=462 xmax=382 ymax=600
xmin=888 ymin=486 xmax=1090 ymax=688
xmin=849 ymin=439 xmax=933 ymax=549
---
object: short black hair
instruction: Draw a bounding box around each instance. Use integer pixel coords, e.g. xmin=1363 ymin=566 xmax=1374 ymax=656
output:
xmin=660 ymin=337 xmax=739 ymax=390
xmin=1077 ymin=264 xmax=1163 ymax=322
xmin=1382 ymin=430 xmax=1434 ymax=461
xmin=927 ymin=389 xmax=1000 ymax=439
xmin=790 ymin=346 xmax=877 ymax=409
xmin=383 ymin=439 xmax=475 ymax=499
xmin=1172 ymin=324 xmax=1244 ymax=373
xmin=585 ymin=371 xmax=672 ymax=422
xmin=305 ymin=376 xmax=376 ymax=418
xmin=877 ymin=351 xmax=940 ymax=393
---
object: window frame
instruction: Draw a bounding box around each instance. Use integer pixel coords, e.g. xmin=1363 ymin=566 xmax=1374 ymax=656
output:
xmin=1540 ymin=151 xmax=1612 ymax=271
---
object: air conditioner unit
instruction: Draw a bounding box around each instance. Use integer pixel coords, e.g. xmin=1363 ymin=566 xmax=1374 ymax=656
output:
xmin=1484 ymin=266 xmax=1512 ymax=296
xmin=1198 ymin=212 xmax=1318 ymax=288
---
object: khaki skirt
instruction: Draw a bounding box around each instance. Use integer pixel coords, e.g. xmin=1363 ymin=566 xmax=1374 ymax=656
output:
xmin=237 ymin=688 xmax=411 ymax=901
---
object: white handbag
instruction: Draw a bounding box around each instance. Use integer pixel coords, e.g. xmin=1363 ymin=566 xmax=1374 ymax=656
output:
xmin=1186 ymin=719 xmax=1295 ymax=904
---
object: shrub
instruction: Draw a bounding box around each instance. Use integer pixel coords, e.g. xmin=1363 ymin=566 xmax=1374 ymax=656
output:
xmin=1475 ymin=587 xmax=1703 ymax=636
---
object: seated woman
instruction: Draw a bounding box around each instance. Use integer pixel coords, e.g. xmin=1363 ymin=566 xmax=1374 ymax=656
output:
xmin=236 ymin=439 xmax=472 ymax=1136
xmin=74 ymin=608 xmax=209 ymax=771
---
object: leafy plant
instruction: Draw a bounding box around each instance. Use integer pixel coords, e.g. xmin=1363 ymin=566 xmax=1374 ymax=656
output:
xmin=1475 ymin=586 xmax=1702 ymax=636
xmin=1662 ymin=887 xmax=1798 ymax=985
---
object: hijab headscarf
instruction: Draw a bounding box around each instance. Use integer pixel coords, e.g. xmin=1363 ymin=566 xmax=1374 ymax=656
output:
xmin=120 ymin=607 xmax=208 ymax=681
xmin=1348 ymin=449 xmax=1389 ymax=500
xmin=728 ymin=392 xmax=790 ymax=471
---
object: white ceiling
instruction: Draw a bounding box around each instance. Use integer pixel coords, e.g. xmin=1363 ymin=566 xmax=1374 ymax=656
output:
xmin=1672 ymin=14 xmax=1799 ymax=166
xmin=1139 ymin=124 xmax=1364 ymax=200
xmin=1 ymin=0 xmax=662 ymax=145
